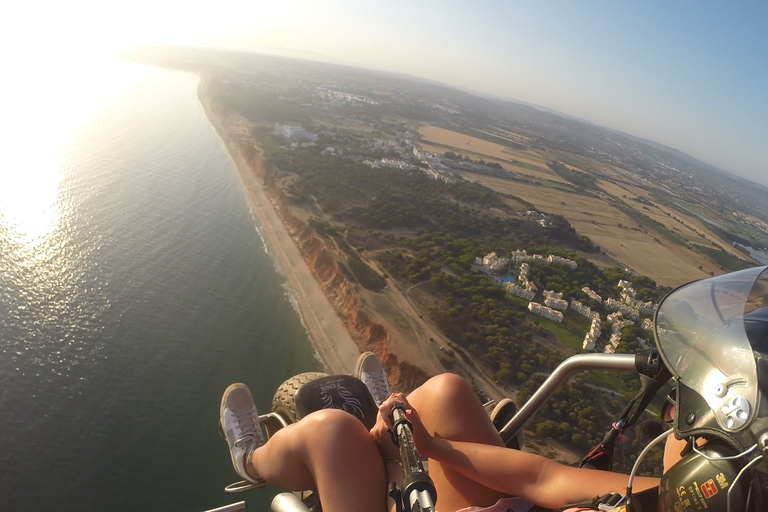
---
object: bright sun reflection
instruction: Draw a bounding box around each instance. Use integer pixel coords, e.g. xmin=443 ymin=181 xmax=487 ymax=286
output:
xmin=0 ymin=16 xmax=149 ymax=249
xmin=0 ymin=170 xmax=63 ymax=247
xmin=1 ymin=0 xmax=292 ymax=250
xmin=0 ymin=56 xmax=141 ymax=249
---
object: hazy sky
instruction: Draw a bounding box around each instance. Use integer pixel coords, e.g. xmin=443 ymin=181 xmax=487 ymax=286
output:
xmin=7 ymin=1 xmax=768 ymax=186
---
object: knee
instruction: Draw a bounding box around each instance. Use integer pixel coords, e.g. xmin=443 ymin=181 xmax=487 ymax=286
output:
xmin=301 ymin=408 xmax=372 ymax=444
xmin=418 ymin=373 xmax=476 ymax=403
xmin=297 ymin=409 xmax=378 ymax=462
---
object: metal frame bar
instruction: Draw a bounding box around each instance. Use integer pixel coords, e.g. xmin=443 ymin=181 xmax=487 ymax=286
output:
xmin=498 ymin=353 xmax=637 ymax=440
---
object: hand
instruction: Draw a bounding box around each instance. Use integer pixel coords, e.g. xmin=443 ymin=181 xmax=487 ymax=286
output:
xmin=370 ymin=395 xmax=401 ymax=461
xmin=372 ymin=393 xmax=434 ymax=456
xmin=370 ymin=423 xmax=401 ymax=462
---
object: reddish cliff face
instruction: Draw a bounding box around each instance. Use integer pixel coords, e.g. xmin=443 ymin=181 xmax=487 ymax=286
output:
xmin=219 ymin=113 xmax=423 ymax=389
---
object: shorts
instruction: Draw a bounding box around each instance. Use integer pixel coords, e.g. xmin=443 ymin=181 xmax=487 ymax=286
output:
xmin=452 ymin=496 xmax=532 ymax=512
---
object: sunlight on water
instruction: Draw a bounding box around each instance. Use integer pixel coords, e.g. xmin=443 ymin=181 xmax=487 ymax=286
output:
xmin=0 ymin=50 xmax=150 ymax=252
xmin=0 ymin=168 xmax=63 ymax=247
xmin=0 ymin=51 xmax=156 ymax=383
xmin=0 ymin=55 xmax=319 ymax=511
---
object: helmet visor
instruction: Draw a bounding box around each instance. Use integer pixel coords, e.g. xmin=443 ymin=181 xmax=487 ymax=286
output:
xmin=655 ymin=266 xmax=768 ymax=432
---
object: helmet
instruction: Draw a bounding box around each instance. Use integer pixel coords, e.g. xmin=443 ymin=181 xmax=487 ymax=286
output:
xmin=654 ymin=266 xmax=768 ymax=512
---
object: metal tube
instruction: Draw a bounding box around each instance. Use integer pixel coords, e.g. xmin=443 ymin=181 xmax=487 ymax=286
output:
xmin=498 ymin=353 xmax=638 ymax=440
xmin=200 ymin=501 xmax=247 ymax=512
xmin=272 ymin=492 xmax=312 ymax=512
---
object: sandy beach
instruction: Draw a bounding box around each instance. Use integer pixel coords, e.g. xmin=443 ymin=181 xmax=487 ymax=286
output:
xmin=200 ymin=92 xmax=361 ymax=376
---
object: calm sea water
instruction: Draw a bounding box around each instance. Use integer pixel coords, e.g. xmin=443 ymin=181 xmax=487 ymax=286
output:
xmin=0 ymin=64 xmax=321 ymax=511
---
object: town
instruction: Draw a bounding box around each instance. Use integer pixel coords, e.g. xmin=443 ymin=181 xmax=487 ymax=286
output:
xmin=472 ymin=249 xmax=657 ymax=354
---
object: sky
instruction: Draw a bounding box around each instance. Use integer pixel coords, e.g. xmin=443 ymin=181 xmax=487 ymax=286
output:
xmin=4 ymin=1 xmax=767 ymax=186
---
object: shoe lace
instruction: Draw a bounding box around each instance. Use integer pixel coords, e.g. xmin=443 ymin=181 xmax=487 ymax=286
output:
xmin=233 ymin=408 xmax=259 ymax=447
xmin=365 ymin=371 xmax=391 ymax=402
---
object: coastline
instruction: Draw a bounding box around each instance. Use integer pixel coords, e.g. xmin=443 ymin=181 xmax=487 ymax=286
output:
xmin=199 ymin=82 xmax=361 ymax=375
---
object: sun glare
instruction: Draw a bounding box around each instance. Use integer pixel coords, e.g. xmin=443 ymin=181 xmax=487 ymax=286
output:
xmin=0 ymin=0 xmax=297 ymax=249
xmin=0 ymin=16 xmax=148 ymax=249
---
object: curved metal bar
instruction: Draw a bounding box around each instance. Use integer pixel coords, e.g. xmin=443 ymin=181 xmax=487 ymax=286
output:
xmin=498 ymin=353 xmax=638 ymax=440
xmin=200 ymin=501 xmax=247 ymax=512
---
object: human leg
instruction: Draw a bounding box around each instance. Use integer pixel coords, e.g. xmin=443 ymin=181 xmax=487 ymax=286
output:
xmin=407 ymin=373 xmax=509 ymax=512
xmin=221 ymin=384 xmax=388 ymax=512
xmin=252 ymin=409 xmax=388 ymax=511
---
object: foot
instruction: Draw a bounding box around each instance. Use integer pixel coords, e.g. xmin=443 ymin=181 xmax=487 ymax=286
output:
xmin=490 ymin=397 xmax=524 ymax=449
xmin=355 ymin=351 xmax=391 ymax=406
xmin=220 ymin=383 xmax=265 ymax=483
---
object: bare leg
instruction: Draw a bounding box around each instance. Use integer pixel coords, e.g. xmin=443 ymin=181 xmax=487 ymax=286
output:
xmin=250 ymin=408 xmax=388 ymax=512
xmin=408 ymin=373 xmax=509 ymax=512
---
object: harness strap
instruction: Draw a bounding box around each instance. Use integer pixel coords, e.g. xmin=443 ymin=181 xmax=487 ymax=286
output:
xmin=580 ymin=366 xmax=671 ymax=471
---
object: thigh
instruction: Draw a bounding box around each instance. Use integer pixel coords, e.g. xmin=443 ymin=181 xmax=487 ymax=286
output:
xmin=255 ymin=409 xmax=389 ymax=512
xmin=408 ymin=374 xmax=509 ymax=512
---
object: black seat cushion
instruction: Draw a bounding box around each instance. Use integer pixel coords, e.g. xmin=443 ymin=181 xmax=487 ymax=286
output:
xmin=293 ymin=374 xmax=380 ymax=430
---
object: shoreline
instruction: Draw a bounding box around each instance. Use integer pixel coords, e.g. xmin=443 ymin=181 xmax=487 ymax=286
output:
xmin=199 ymin=83 xmax=361 ymax=376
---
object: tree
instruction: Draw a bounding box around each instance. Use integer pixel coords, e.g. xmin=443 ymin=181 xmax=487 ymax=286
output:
xmin=496 ymin=363 xmax=512 ymax=383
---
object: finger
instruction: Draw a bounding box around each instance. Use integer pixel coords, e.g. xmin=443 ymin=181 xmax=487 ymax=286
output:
xmin=376 ymin=407 xmax=393 ymax=430
xmin=381 ymin=410 xmax=394 ymax=430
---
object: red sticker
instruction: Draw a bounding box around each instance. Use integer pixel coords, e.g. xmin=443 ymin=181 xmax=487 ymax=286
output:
xmin=701 ymin=479 xmax=718 ymax=499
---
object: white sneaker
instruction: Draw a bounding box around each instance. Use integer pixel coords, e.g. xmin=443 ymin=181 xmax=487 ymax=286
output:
xmin=220 ymin=383 xmax=264 ymax=483
xmin=355 ymin=351 xmax=391 ymax=406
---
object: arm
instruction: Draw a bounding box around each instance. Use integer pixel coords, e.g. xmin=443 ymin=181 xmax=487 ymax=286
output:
xmin=421 ymin=436 xmax=659 ymax=510
xmin=375 ymin=394 xmax=659 ymax=510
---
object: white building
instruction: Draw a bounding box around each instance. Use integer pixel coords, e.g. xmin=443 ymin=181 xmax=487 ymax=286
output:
xmin=505 ymin=282 xmax=535 ymax=301
xmin=511 ymin=249 xmax=530 ymax=263
xmin=482 ymin=252 xmax=509 ymax=272
xmin=544 ymin=297 xmax=569 ymax=310
xmin=547 ymin=254 xmax=578 ymax=269
xmin=582 ymin=287 xmax=603 ymax=303
xmin=605 ymin=298 xmax=640 ymax=320
xmin=641 ymin=318 xmax=654 ymax=331
xmin=571 ymin=299 xmax=596 ymax=319
xmin=582 ymin=314 xmax=602 ymax=352
xmin=273 ymin=123 xmax=318 ymax=141
xmin=528 ymin=302 xmax=564 ymax=322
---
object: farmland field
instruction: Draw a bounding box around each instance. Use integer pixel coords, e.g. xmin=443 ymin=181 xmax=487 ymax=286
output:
xmin=457 ymin=172 xmax=717 ymax=287
xmin=418 ymin=125 xmax=563 ymax=182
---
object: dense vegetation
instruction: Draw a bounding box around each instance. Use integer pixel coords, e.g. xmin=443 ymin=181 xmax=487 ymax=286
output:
xmin=547 ymin=161 xmax=598 ymax=191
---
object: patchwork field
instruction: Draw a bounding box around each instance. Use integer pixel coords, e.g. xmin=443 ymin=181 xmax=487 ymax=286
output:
xmin=418 ymin=125 xmax=563 ymax=182
xmin=458 ymin=172 xmax=717 ymax=287
xmin=595 ymin=180 xmax=743 ymax=259
xmin=414 ymin=124 xmax=750 ymax=286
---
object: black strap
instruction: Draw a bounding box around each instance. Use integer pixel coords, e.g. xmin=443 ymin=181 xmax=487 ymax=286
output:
xmin=580 ymin=366 xmax=671 ymax=471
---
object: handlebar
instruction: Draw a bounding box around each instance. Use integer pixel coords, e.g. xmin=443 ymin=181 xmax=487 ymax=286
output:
xmin=497 ymin=353 xmax=638 ymax=441
xmin=391 ymin=405 xmax=437 ymax=512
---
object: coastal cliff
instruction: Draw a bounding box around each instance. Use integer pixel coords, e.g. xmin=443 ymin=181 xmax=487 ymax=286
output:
xmin=255 ymin=136 xmax=427 ymax=390
xmin=201 ymin=92 xmax=427 ymax=389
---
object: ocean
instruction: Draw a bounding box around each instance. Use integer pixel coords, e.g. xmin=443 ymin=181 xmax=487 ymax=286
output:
xmin=0 ymin=63 xmax=321 ymax=511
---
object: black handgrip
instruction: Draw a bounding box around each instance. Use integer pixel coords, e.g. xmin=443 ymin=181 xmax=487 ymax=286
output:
xmin=634 ymin=349 xmax=662 ymax=377
xmin=391 ymin=406 xmax=437 ymax=512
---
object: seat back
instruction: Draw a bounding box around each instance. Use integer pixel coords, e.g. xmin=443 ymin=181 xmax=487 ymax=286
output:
xmin=293 ymin=374 xmax=380 ymax=430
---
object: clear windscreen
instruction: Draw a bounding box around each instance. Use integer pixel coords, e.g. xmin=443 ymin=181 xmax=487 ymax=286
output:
xmin=655 ymin=266 xmax=768 ymax=429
